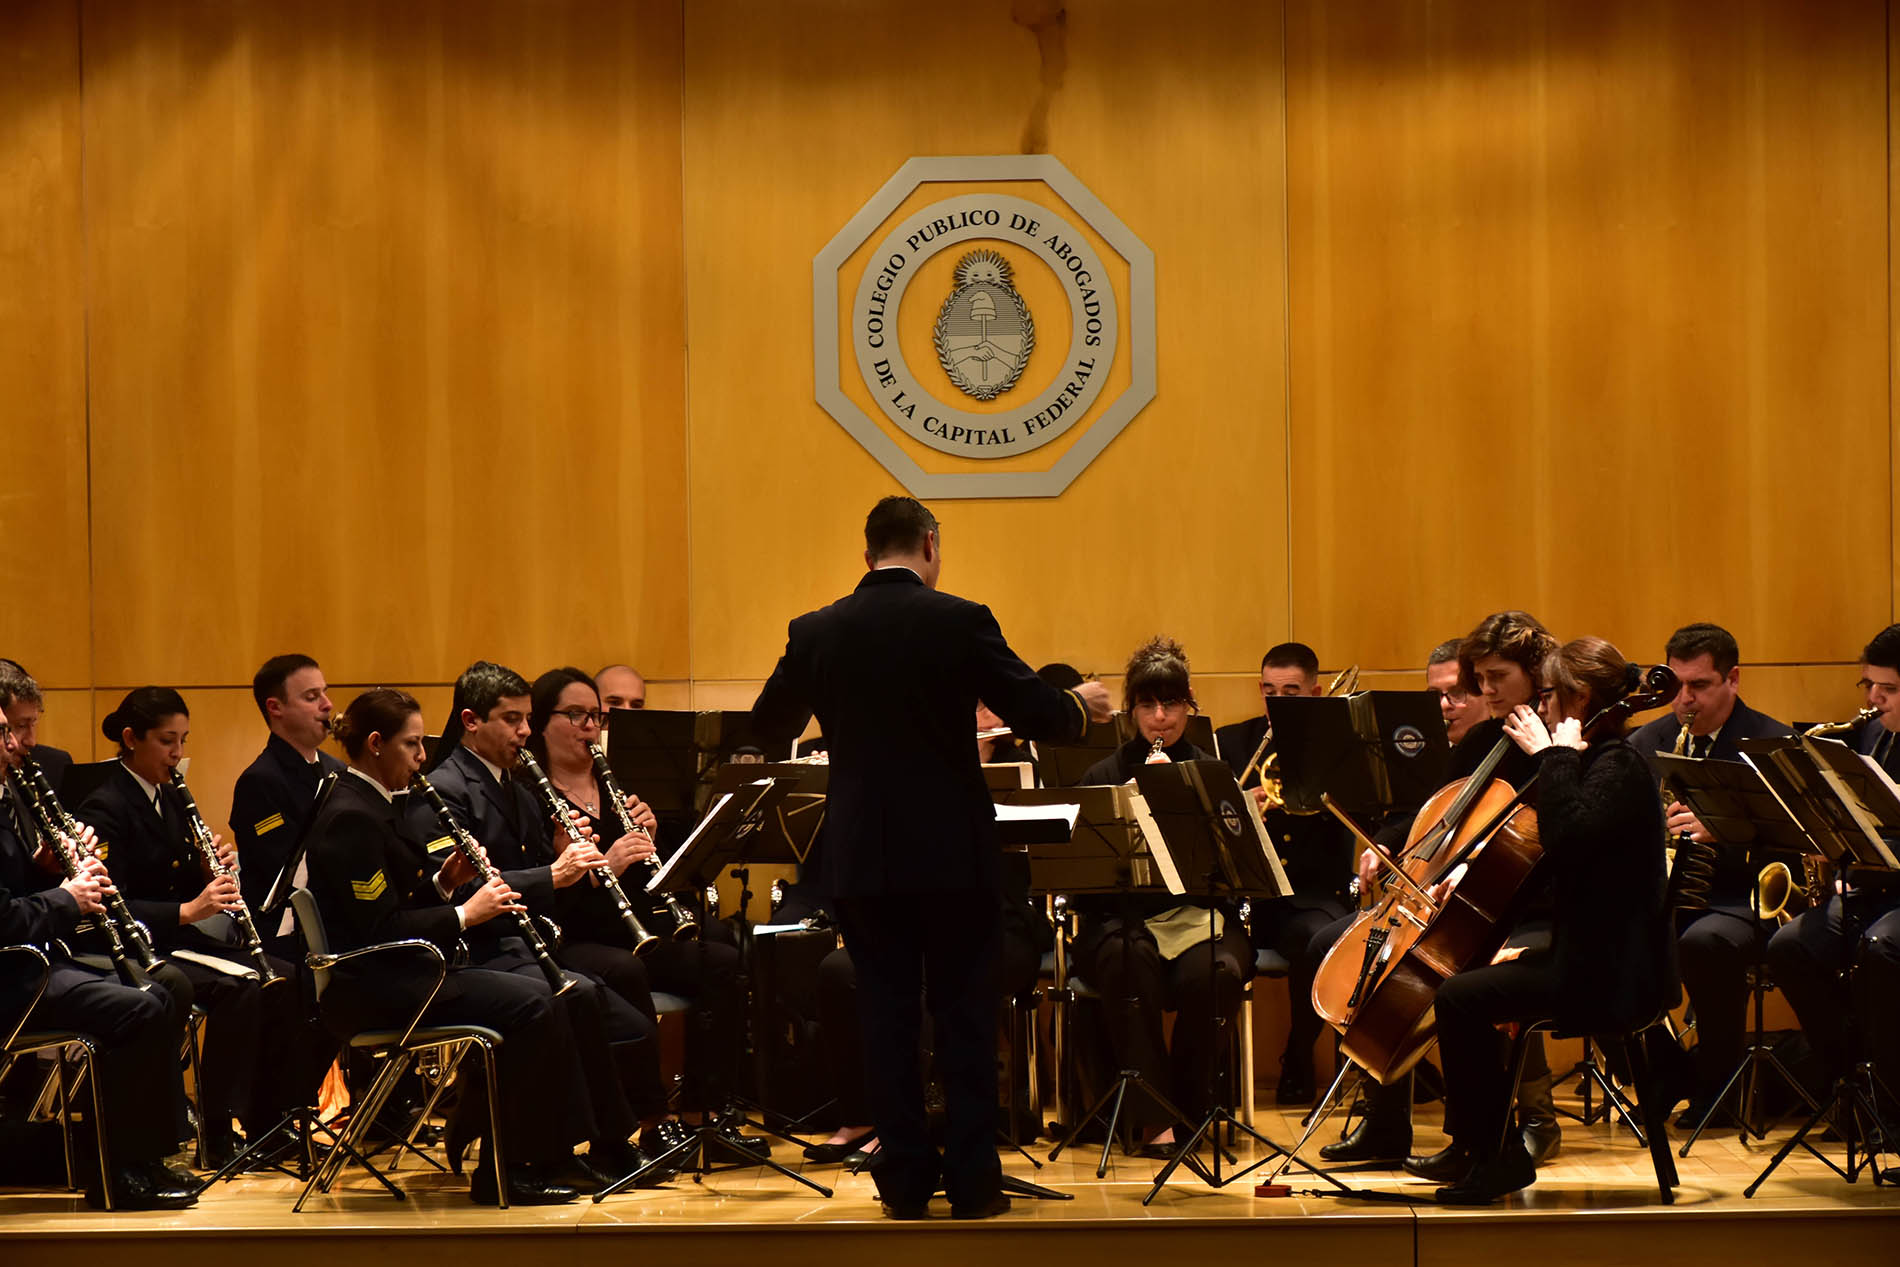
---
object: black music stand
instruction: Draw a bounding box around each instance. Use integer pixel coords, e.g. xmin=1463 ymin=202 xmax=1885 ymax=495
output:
xmin=606 ymin=708 xmax=784 ymax=818
xmin=1741 ymin=736 xmax=1900 ymax=1194
xmin=1034 ymin=719 xmax=1125 ymax=789
xmin=1128 ymin=760 xmax=1348 ymax=1203
xmin=1268 ymin=691 xmax=1450 ymax=816
xmin=1653 ymin=753 xmax=1821 ymax=1151
xmin=594 ymin=777 xmax=833 ymax=1200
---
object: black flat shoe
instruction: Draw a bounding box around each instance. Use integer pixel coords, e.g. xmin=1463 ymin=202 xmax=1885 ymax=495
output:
xmin=1404 ymin=1143 xmax=1477 ymax=1184
xmin=469 ymin=1164 xmax=579 ymax=1206
xmin=803 ymin=1130 xmax=875 ymax=1163
xmin=1522 ymin=1118 xmax=1562 ymax=1166
xmin=199 ymin=1129 xmax=246 ymax=1171
xmin=87 ymin=1163 xmax=198 ymax=1211
xmin=1320 ymin=1117 xmax=1412 ymax=1164
xmin=951 ymin=1192 xmax=1011 ymax=1219
xmin=1435 ymin=1141 xmax=1535 ymax=1205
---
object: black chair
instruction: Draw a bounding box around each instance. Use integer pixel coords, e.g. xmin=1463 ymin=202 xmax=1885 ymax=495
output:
xmin=287 ymin=888 xmax=508 ymax=1210
xmin=0 ymin=945 xmax=115 ymax=1205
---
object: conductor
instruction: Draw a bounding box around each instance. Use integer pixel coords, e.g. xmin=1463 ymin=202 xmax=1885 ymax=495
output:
xmin=751 ymin=496 xmax=1110 ymax=1219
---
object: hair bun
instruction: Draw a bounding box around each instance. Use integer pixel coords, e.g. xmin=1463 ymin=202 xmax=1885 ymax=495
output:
xmin=99 ymin=710 xmax=122 ymax=742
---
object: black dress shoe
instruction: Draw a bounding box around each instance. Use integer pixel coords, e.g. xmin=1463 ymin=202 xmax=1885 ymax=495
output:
xmin=1522 ymin=1118 xmax=1562 ymax=1166
xmin=469 ymin=1163 xmax=579 ymax=1206
xmin=639 ymin=1118 xmax=694 ymax=1159
xmin=1320 ymin=1117 xmax=1412 ymax=1164
xmin=1435 ymin=1140 xmax=1536 ymax=1205
xmin=1404 ymin=1143 xmax=1477 ymax=1184
xmin=200 ymin=1129 xmax=246 ymax=1171
xmin=879 ymin=1197 xmax=931 ymax=1219
xmin=156 ymin=1159 xmax=201 ymax=1190
xmin=584 ymin=1140 xmax=670 ymax=1189
xmin=803 ymin=1130 xmax=875 ymax=1163
xmin=714 ymin=1121 xmax=771 ymax=1159
xmin=88 ymin=1163 xmax=198 ymax=1211
xmin=951 ymin=1192 xmax=1012 ymax=1219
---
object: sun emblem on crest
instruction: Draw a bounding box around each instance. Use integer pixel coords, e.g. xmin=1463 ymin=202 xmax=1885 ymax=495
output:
xmin=933 ymin=249 xmax=1036 ymax=402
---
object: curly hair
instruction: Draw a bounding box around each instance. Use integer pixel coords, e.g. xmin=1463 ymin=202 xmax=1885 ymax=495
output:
xmin=1122 ymin=636 xmax=1194 ymax=713
xmin=1457 ymin=610 xmax=1558 ymax=697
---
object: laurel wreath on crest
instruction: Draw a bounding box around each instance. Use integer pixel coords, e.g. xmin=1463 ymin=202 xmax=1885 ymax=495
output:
xmin=933 ymin=250 xmax=1036 ymax=403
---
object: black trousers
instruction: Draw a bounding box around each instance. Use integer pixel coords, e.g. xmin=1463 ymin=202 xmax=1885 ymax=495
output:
xmin=171 ymin=957 xmax=262 ymax=1131
xmin=1434 ymin=953 xmax=1561 ymax=1161
xmin=817 ymin=920 xmax=1042 ymax=1125
xmin=1677 ymin=906 xmax=1769 ymax=1099
xmin=27 ymin=962 xmax=181 ymax=1165
xmin=564 ymin=932 xmax=746 ymax=1110
xmin=1074 ymin=917 xmax=1251 ymax=1132
xmin=1254 ymin=896 xmax=1348 ymax=1068
xmin=321 ymin=958 xmax=592 ymax=1165
xmin=1765 ymin=894 xmax=1900 ymax=1082
xmin=835 ymin=891 xmax=1000 ymax=1210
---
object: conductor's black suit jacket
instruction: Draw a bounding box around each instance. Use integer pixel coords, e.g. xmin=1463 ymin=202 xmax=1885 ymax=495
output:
xmin=750 ymin=567 xmax=1090 ymax=898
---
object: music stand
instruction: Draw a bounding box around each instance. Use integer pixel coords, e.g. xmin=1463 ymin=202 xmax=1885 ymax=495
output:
xmin=1739 ymin=737 xmax=1900 ymax=1194
xmin=594 ymin=777 xmax=833 ymax=1200
xmin=1653 ymin=753 xmax=1822 ymax=1152
xmin=606 ymin=708 xmax=784 ymax=817
xmin=1033 ymin=718 xmax=1124 ymax=789
xmin=1126 ymin=760 xmax=1346 ymax=1203
xmin=1269 ymin=692 xmax=1450 ymax=817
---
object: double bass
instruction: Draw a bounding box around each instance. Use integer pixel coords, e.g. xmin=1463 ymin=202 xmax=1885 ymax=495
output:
xmin=1312 ymin=664 xmax=1678 ymax=1083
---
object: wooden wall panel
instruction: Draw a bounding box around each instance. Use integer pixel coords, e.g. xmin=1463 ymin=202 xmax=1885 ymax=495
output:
xmin=79 ymin=0 xmax=689 ymax=689
xmin=682 ymin=0 xmax=1291 ymax=693
xmin=1286 ymin=0 xmax=1890 ymax=674
xmin=0 ymin=0 xmax=88 ymax=686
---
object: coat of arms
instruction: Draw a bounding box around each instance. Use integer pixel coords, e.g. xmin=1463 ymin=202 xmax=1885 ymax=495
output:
xmin=933 ymin=249 xmax=1035 ymax=401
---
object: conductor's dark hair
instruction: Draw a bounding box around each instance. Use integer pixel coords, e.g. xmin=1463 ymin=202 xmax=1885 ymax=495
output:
xmin=1427 ymin=639 xmax=1463 ymax=668
xmin=1457 ymin=611 xmax=1558 ymax=696
xmin=102 ymin=687 xmax=189 ymax=750
xmin=526 ymin=667 xmax=599 ymax=767
xmin=332 ymin=689 xmax=422 ymax=760
xmin=1262 ymin=642 xmax=1320 ymax=678
xmin=864 ymin=496 xmax=939 ymax=562
xmin=1123 ymin=636 xmax=1194 ymax=713
xmin=252 ymin=653 xmax=321 ymax=720
xmin=1664 ymin=623 xmax=1740 ymax=676
xmin=1037 ymin=662 xmax=1086 ymax=691
xmin=0 ymin=661 xmax=42 ymax=711
xmin=431 ymin=661 xmax=531 ymax=769
xmin=1863 ymin=624 xmax=1900 ymax=672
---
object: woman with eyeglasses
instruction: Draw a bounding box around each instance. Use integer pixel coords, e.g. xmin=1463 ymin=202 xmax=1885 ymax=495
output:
xmin=1067 ymin=636 xmax=1255 ymax=1156
xmin=525 ymin=668 xmax=753 ymax=1157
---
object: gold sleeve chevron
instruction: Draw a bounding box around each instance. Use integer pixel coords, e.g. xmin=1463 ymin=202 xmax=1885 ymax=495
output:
xmin=425 ymin=836 xmax=455 ymax=855
xmin=253 ymin=813 xmax=285 ymax=836
xmin=350 ymin=870 xmax=389 ymax=902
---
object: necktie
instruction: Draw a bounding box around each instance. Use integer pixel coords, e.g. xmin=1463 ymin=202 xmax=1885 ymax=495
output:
xmin=1691 ymin=735 xmax=1711 ymax=760
xmin=1875 ymin=730 xmax=1894 ymax=769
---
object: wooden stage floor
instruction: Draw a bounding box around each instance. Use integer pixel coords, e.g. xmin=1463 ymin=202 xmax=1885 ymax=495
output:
xmin=4 ymin=1097 xmax=1898 ymax=1267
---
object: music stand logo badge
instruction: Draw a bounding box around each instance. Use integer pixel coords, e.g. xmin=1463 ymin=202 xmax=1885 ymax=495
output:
xmin=1392 ymin=725 xmax=1428 ymax=759
xmin=1219 ymin=800 xmax=1245 ymax=837
xmin=815 ymin=156 xmax=1155 ymax=499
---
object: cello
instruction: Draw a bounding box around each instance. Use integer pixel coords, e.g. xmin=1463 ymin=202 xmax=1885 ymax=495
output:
xmin=1311 ymin=664 xmax=1678 ymax=1083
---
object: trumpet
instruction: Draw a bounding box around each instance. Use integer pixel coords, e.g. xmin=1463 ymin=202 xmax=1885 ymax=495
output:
xmin=514 ymin=747 xmax=661 ymax=956
xmin=14 ymin=759 xmax=156 ymax=990
xmin=1804 ymin=706 xmax=1879 ymax=739
xmin=409 ymin=772 xmax=572 ymax=995
xmin=586 ymin=741 xmax=698 ymax=941
xmin=170 ymin=770 xmax=280 ymax=986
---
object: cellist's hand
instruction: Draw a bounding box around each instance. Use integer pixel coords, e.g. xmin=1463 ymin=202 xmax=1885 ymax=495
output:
xmin=1548 ymin=717 xmax=1587 ymax=751
xmin=1356 ymin=847 xmax=1380 ymax=892
xmin=1504 ymin=704 xmax=1551 ymax=755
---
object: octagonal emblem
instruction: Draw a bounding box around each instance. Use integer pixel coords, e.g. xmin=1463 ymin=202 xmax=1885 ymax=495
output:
xmin=814 ymin=156 xmax=1156 ymax=498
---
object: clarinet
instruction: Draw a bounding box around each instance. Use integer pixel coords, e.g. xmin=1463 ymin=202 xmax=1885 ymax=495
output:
xmin=19 ymin=752 xmax=159 ymax=980
xmin=586 ymin=741 xmax=699 ymax=940
xmin=409 ymin=773 xmax=572 ymax=995
xmin=514 ymin=748 xmax=661 ymax=956
xmin=168 ymin=770 xmax=281 ymax=986
xmin=13 ymin=763 xmax=155 ymax=991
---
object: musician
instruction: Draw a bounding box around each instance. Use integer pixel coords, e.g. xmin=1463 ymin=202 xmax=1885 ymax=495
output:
xmin=1764 ymin=622 xmax=1900 ymax=1103
xmin=1321 ymin=613 xmax=1562 ymax=1171
xmin=1625 ymin=623 xmax=1792 ymax=1124
xmin=412 ymin=661 xmax=682 ymax=1168
xmin=1212 ymin=642 xmax=1353 ymax=1105
xmin=597 ymin=664 xmax=647 ymax=713
xmin=750 ymin=495 xmax=1108 ymax=1219
xmin=230 ymin=654 xmax=347 ymax=941
xmin=1427 ymin=638 xmax=1488 ymax=744
xmin=308 ymin=687 xmax=604 ymax=1204
xmin=1430 ymin=636 xmax=1670 ymax=1203
xmin=0 ymin=658 xmax=74 ymax=793
xmin=73 ymin=686 xmax=311 ymax=1169
xmin=1067 ymin=636 xmax=1256 ymax=1154
xmin=0 ymin=697 xmax=198 ymax=1209
xmin=525 ymin=666 xmax=748 ymax=1141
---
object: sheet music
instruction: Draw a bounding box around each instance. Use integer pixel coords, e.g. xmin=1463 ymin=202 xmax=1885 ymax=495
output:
xmin=1127 ymin=792 xmax=1186 ymax=896
xmin=647 ymin=789 xmax=736 ymax=893
xmin=993 ymin=801 xmax=1080 ymax=831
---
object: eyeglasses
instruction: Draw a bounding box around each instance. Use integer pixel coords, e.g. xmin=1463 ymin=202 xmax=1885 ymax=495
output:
xmin=553 ymin=708 xmax=605 ymax=728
